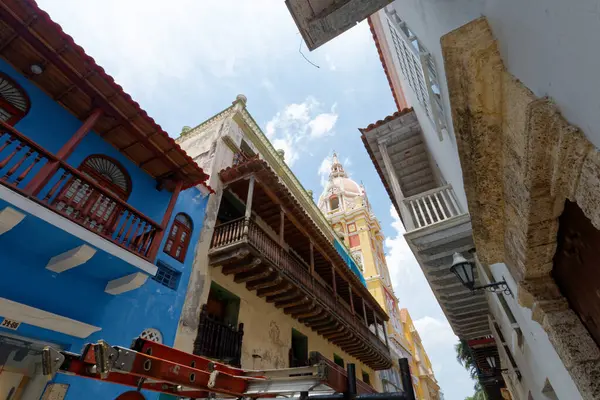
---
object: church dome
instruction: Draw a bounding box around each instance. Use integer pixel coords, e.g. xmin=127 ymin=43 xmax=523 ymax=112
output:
xmin=318 ymin=153 xmax=365 ymax=213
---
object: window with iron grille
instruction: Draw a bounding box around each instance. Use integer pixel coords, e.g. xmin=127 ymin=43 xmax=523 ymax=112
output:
xmin=385 ymin=10 xmax=447 ymax=139
xmin=153 ymin=261 xmax=182 ymax=290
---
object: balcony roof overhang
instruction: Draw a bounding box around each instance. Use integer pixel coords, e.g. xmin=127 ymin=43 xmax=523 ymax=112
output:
xmin=359 ymin=108 xmax=415 ymax=221
xmin=219 ymin=158 xmax=388 ymax=321
xmin=405 ymin=215 xmax=491 ymax=339
xmin=285 ymin=0 xmax=391 ymax=51
xmin=0 ymin=0 xmax=210 ymax=191
xmin=467 ymin=337 xmax=506 ymax=398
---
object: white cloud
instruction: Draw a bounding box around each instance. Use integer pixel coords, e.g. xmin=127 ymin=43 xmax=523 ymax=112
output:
xmin=35 ymin=0 xmax=297 ymax=97
xmin=309 ymin=110 xmax=338 ymax=138
xmin=414 ymin=316 xmax=458 ymax=349
xmin=272 ymin=138 xmax=298 ymax=167
xmin=342 ymin=156 xmax=353 ymax=170
xmin=385 ymin=206 xmax=421 ymax=286
xmin=266 ymin=97 xmax=338 ymax=166
xmin=318 ymin=155 xmax=333 ymax=188
xmin=325 ymin=54 xmax=337 ymax=71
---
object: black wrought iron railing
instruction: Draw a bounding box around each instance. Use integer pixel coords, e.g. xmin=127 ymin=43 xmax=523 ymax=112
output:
xmin=193 ymin=305 xmax=244 ymax=367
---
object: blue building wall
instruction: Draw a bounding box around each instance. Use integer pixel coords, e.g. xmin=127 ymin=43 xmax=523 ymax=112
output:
xmin=0 ymin=59 xmax=170 ymax=221
xmin=0 ymin=60 xmax=210 ymax=399
xmin=0 ymin=187 xmax=208 ymax=399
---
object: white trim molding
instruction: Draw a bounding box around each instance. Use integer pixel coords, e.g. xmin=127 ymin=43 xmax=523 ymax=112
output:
xmin=0 ymin=297 xmax=101 ymax=338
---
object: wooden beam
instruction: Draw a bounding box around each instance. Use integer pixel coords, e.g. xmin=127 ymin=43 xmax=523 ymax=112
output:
xmin=326 ymin=331 xmax=350 ymax=341
xmin=349 ymin=286 xmax=355 ymax=314
xmin=383 ymin=321 xmax=390 ymax=349
xmin=331 ymin=265 xmax=337 ymax=295
xmin=319 ymin=323 xmax=342 ymax=334
xmin=304 ymin=315 xmax=332 ymax=328
xmin=312 ymin=319 xmax=337 ymax=330
xmin=341 ymin=340 xmax=364 ymax=350
xmin=25 ymin=108 xmax=103 ymax=195
xmin=243 ymin=176 xmax=255 ymax=236
xmin=293 ymin=304 xmax=320 ymax=319
xmin=362 ymin=299 xmax=368 ymax=325
xmin=276 ymin=296 xmax=309 ymax=309
xmin=247 ymin=274 xmax=281 ymax=291
xmin=310 ymin=241 xmax=315 ymax=277
xmin=234 ymin=266 xmax=271 ymax=284
xmin=266 ymin=290 xmax=299 ymax=304
xmin=148 ymin=180 xmax=183 ymax=259
xmin=284 ymin=301 xmax=313 ymax=316
xmin=374 ymin=315 xmax=381 ymax=341
xmin=221 ymin=256 xmax=260 ymax=275
xmin=279 ymin=206 xmax=285 ymax=246
xmin=257 ymin=282 xmax=291 ymax=298
xmin=299 ymin=310 xmax=327 ymax=323
xmin=336 ymin=341 xmax=362 ymax=351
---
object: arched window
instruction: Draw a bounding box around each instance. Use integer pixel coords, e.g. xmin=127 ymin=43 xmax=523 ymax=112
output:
xmin=330 ymin=195 xmax=340 ymax=211
xmin=55 ymin=155 xmax=131 ymax=232
xmin=0 ymin=73 xmax=30 ymax=125
xmin=164 ymin=213 xmax=193 ymax=262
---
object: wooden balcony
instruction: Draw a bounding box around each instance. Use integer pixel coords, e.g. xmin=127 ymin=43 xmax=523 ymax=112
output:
xmin=209 ymin=217 xmax=391 ymax=369
xmin=0 ymin=120 xmax=163 ymax=261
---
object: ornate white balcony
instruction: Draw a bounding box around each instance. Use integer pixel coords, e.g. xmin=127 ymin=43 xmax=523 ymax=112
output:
xmin=403 ymin=185 xmax=462 ymax=231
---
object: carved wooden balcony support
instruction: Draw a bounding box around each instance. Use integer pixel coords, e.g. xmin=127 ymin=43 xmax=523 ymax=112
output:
xmin=257 ymin=282 xmax=290 ymax=298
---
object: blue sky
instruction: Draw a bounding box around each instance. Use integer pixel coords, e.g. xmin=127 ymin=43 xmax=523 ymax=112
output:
xmin=37 ymin=1 xmax=475 ymax=398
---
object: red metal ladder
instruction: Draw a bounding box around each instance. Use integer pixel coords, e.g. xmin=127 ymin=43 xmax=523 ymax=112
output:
xmin=42 ymin=337 xmax=411 ymax=400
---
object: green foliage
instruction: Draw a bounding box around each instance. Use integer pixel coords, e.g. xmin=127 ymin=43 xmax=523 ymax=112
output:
xmin=455 ymin=340 xmax=487 ymax=400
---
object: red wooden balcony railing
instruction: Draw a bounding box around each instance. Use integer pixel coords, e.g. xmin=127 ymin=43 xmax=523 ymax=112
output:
xmin=0 ymin=121 xmax=162 ymax=260
xmin=210 ymin=217 xmax=389 ymax=356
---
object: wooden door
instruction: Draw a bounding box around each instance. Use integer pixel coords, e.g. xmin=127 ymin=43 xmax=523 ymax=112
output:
xmin=553 ymin=200 xmax=600 ymax=347
xmin=205 ymin=293 xmax=226 ymax=321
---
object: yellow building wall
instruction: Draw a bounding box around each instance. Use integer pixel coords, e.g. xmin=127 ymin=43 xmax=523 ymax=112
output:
xmin=337 ymin=214 xmax=409 ymax=393
xmin=401 ymin=310 xmax=440 ymax=400
xmin=211 ymin=267 xmax=382 ymax=392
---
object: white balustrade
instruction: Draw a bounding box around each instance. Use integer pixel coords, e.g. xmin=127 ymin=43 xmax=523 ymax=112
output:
xmin=402 ymin=185 xmax=462 ymax=230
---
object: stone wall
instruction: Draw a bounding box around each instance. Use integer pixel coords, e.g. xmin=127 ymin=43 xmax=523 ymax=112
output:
xmin=441 ymin=17 xmax=600 ymax=400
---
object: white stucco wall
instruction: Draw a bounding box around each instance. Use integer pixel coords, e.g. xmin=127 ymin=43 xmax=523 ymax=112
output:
xmin=374 ymin=0 xmax=600 ymax=210
xmin=482 ymin=262 xmax=581 ymax=400
xmin=371 ymin=10 xmax=469 ymax=212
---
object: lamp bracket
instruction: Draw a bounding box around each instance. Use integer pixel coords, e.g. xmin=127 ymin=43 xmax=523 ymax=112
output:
xmin=473 ymin=280 xmax=512 ymax=296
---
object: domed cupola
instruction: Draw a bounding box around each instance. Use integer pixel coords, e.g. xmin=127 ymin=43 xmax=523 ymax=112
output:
xmin=318 ymin=153 xmax=364 ymax=214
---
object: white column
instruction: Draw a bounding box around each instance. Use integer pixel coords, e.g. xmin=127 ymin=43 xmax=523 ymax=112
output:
xmin=378 ymin=140 xmax=415 ymax=230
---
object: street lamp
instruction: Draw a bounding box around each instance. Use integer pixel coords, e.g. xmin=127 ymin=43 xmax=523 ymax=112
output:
xmin=450 ymin=253 xmax=512 ymax=295
xmin=486 ymin=355 xmax=509 ymax=374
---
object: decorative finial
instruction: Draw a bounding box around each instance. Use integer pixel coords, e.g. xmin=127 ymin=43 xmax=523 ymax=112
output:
xmin=277 ymin=149 xmax=285 ymax=159
xmin=233 ymin=94 xmax=247 ymax=107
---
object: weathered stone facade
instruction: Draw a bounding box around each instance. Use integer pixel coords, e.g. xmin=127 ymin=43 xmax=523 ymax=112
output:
xmin=441 ymin=17 xmax=600 ymax=399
